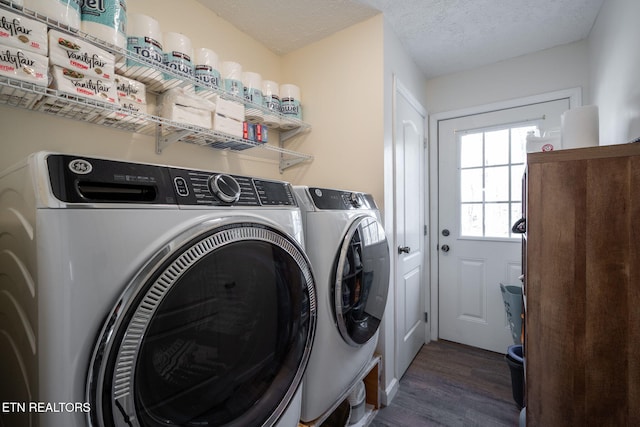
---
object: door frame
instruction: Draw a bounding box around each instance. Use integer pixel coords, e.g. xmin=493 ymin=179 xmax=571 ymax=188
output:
xmin=392 ymin=75 xmax=429 ymax=375
xmin=427 ymin=87 xmax=582 ymax=343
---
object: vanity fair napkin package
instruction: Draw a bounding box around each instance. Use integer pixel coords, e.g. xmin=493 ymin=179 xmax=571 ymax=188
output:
xmin=50 ymin=65 xmax=118 ymax=104
xmin=48 ymin=29 xmax=115 ymax=79
xmin=0 ymin=8 xmax=48 ymax=55
xmin=0 ymin=43 xmax=48 ymax=107
xmin=94 ymin=74 xmax=148 ymax=129
xmin=0 ymin=43 xmax=48 ymax=85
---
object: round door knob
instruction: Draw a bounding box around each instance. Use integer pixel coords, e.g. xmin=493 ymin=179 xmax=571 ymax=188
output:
xmin=441 ymin=244 xmax=450 ymax=252
xmin=398 ymin=246 xmax=411 ymax=254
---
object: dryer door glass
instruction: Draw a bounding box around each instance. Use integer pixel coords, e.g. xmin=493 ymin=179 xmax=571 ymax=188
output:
xmin=89 ymin=223 xmax=316 ymax=427
xmin=333 ymin=216 xmax=390 ymax=346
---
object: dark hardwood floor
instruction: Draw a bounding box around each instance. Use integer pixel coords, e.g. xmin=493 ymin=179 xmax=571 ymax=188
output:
xmin=370 ymin=340 xmax=521 ymax=427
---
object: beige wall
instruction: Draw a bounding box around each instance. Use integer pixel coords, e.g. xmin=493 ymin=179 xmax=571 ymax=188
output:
xmin=0 ymin=0 xmax=286 ymax=178
xmin=281 ymin=15 xmax=385 ymax=209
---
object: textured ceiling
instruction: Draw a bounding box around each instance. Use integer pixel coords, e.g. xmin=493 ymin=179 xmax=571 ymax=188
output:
xmin=196 ymin=0 xmax=379 ymax=54
xmin=195 ymin=0 xmax=605 ymax=79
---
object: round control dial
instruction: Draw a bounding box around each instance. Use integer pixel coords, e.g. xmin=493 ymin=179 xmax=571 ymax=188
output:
xmin=348 ymin=192 xmax=362 ymax=208
xmin=208 ymin=174 xmax=241 ymax=204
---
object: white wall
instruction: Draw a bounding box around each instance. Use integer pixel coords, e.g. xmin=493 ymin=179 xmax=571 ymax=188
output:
xmin=425 ymin=40 xmax=590 ymax=114
xmin=588 ymin=0 xmax=640 ymax=145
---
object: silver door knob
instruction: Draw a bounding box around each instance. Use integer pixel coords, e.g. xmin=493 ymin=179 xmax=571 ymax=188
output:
xmin=441 ymin=244 xmax=450 ymax=252
xmin=398 ymin=246 xmax=411 ymax=254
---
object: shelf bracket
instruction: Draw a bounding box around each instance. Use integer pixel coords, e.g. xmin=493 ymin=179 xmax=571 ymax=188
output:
xmin=155 ymin=123 xmax=194 ymax=154
xmin=279 ymin=156 xmax=309 ymax=173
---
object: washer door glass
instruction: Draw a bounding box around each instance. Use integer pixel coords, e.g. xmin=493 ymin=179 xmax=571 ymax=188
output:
xmin=89 ymin=223 xmax=316 ymax=427
xmin=333 ymin=216 xmax=390 ymax=346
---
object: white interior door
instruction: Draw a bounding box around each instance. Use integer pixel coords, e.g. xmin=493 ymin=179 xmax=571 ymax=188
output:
xmin=438 ymin=98 xmax=569 ymax=353
xmin=394 ymin=79 xmax=427 ymax=377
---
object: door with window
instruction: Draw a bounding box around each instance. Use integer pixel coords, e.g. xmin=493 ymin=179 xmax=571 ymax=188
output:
xmin=438 ymin=98 xmax=569 ymax=352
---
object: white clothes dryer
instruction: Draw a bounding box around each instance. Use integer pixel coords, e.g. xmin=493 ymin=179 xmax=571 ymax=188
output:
xmin=0 ymin=152 xmax=317 ymax=427
xmin=293 ymin=186 xmax=390 ymax=423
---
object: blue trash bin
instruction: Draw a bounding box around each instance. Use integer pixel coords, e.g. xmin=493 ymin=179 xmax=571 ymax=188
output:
xmin=506 ymin=344 xmax=524 ymax=408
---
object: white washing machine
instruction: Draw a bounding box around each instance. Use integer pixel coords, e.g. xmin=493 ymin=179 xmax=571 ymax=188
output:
xmin=293 ymin=186 xmax=390 ymax=423
xmin=0 ymin=152 xmax=317 ymax=427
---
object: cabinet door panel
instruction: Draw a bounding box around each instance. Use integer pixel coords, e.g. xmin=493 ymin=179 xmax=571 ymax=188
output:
xmin=526 ymin=159 xmax=587 ymax=426
xmin=526 ymin=144 xmax=640 ymax=427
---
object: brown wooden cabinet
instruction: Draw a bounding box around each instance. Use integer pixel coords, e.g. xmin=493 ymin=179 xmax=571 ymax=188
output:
xmin=525 ymin=143 xmax=640 ymax=427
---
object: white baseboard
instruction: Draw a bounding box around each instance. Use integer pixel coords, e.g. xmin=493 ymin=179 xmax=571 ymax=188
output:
xmin=380 ymin=377 xmax=399 ymax=406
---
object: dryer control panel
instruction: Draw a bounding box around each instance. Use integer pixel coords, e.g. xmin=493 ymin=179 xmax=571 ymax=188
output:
xmin=46 ymin=154 xmax=297 ymax=207
xmin=307 ymin=187 xmax=377 ymax=210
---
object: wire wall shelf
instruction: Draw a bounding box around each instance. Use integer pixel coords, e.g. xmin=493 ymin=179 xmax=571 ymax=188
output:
xmin=0 ymin=2 xmax=313 ymax=171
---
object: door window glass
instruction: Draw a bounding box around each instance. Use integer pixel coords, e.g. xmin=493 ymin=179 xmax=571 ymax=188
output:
xmin=459 ymin=124 xmax=536 ymax=239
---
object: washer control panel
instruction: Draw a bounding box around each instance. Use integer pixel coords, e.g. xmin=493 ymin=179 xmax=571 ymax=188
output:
xmin=48 ymin=154 xmax=175 ymax=204
xmin=46 ymin=154 xmax=297 ymax=206
xmin=168 ymin=168 xmax=296 ymax=206
xmin=208 ymin=174 xmax=242 ymax=204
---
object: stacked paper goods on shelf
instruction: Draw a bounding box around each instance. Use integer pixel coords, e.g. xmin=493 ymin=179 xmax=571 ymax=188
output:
xmin=0 ymin=7 xmax=48 ymax=107
xmin=0 ymin=1 xmax=305 ymax=148
xmin=158 ymin=86 xmax=215 ymax=129
xmin=94 ymin=74 xmax=148 ymax=130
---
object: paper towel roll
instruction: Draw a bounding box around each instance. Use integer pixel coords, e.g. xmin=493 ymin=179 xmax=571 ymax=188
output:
xmin=124 ymin=13 xmax=163 ymax=86
xmin=242 ymin=71 xmax=263 ymax=123
xmin=561 ymin=105 xmax=599 ymax=149
xmin=262 ymin=80 xmax=279 ymax=99
xmin=261 ymin=79 xmax=281 ymax=127
xmin=221 ymin=61 xmax=241 ymax=79
xmin=194 ymin=47 xmax=221 ymax=97
xmin=243 ymin=71 xmax=262 ymax=93
xmin=163 ymin=32 xmax=193 ymax=78
xmin=128 ymin=13 xmax=162 ymax=43
xmin=195 ymin=47 xmax=218 ymax=67
xmin=81 ymin=0 xmax=127 ymax=49
xmin=221 ymin=61 xmax=243 ymax=97
xmin=24 ymin=0 xmax=81 ymax=30
xmin=280 ymin=83 xmax=302 ymax=126
xmin=164 ymin=32 xmax=192 ymax=58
